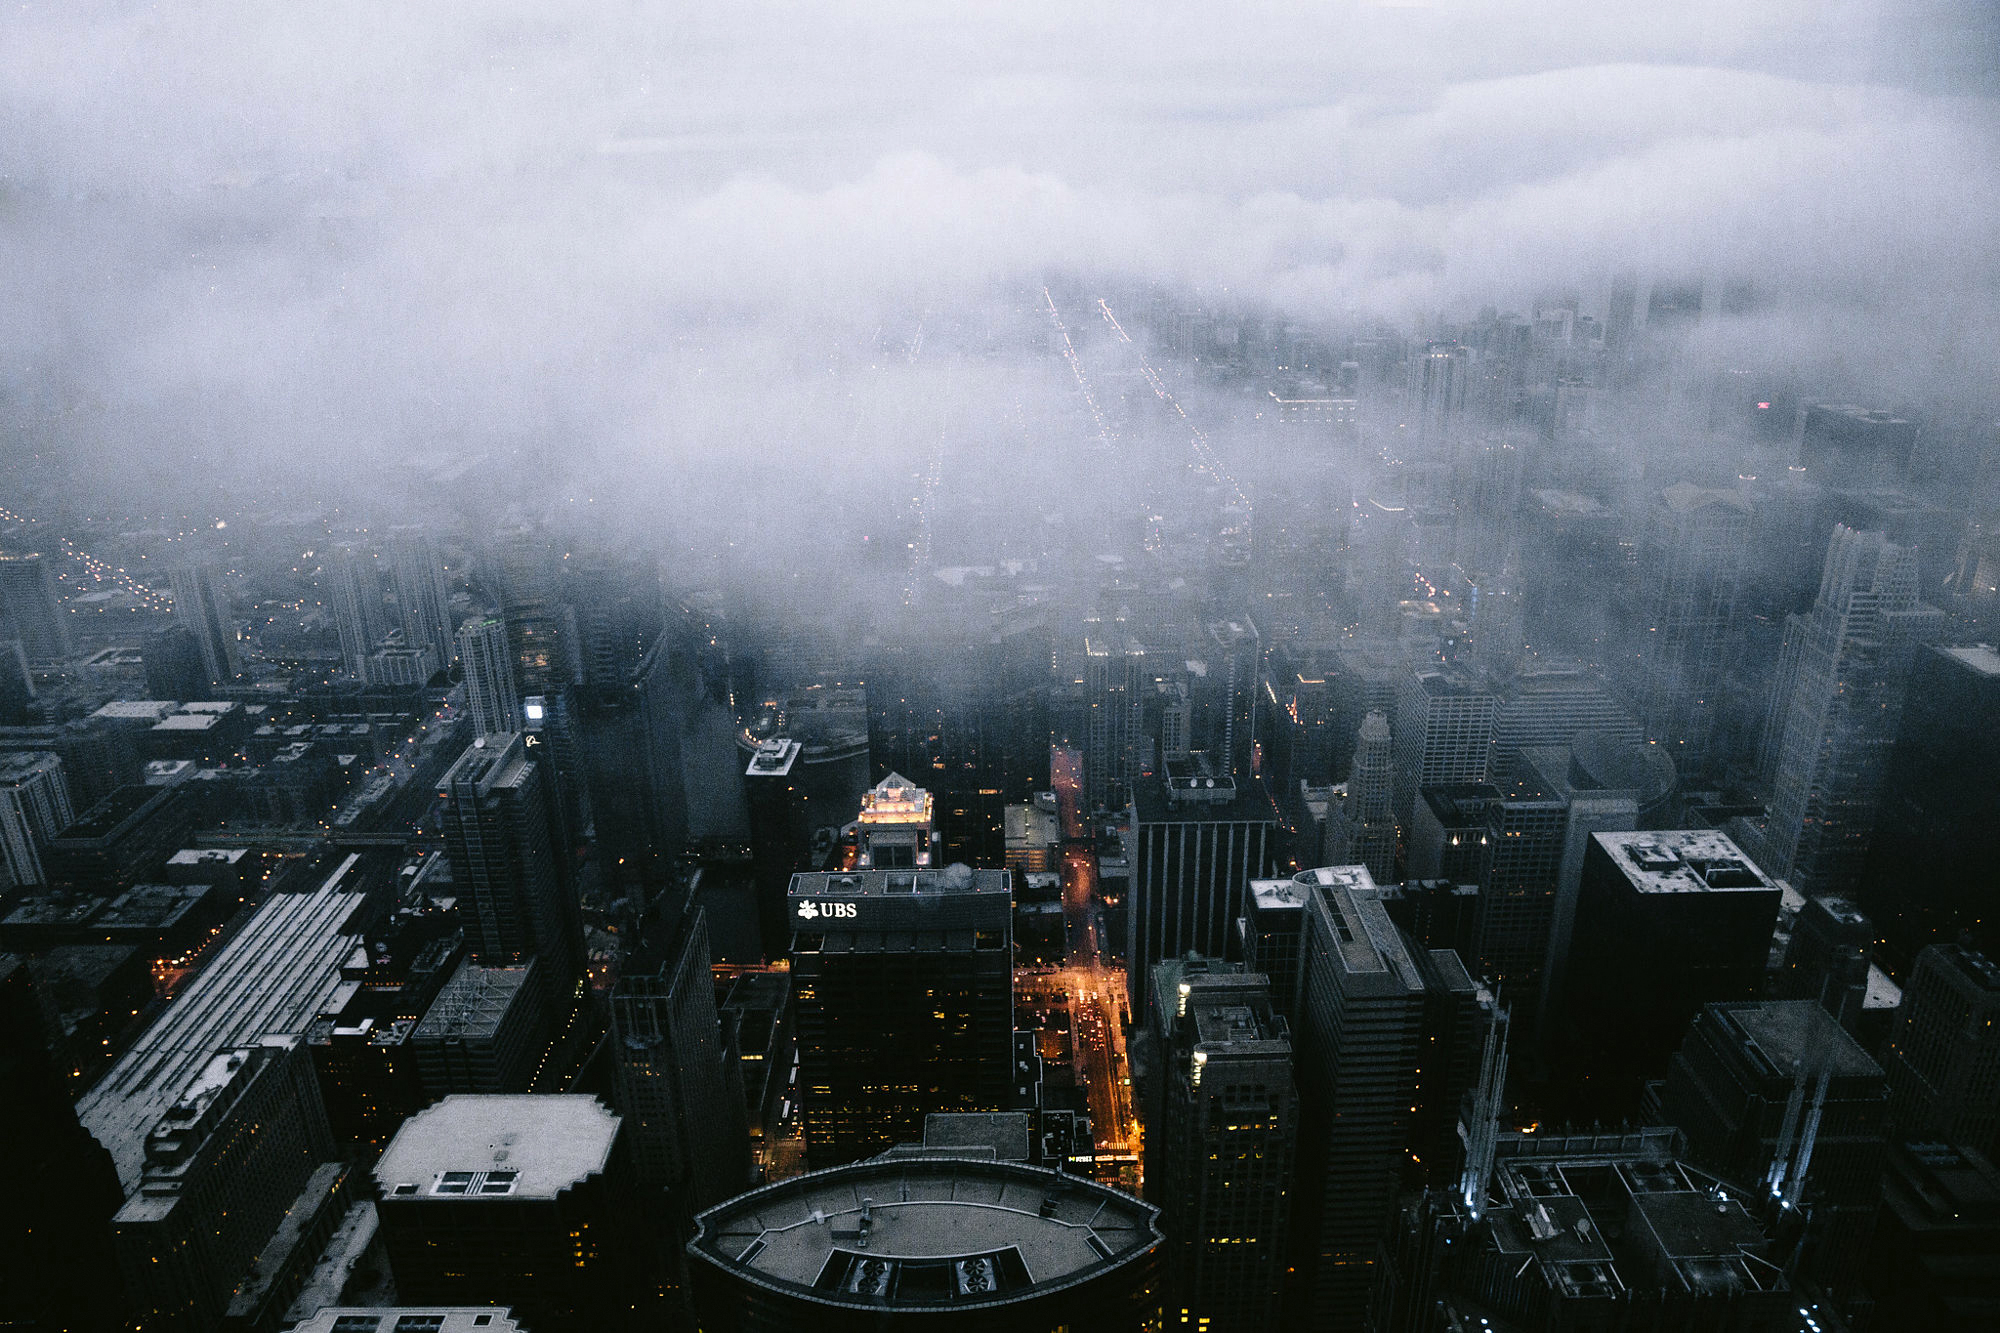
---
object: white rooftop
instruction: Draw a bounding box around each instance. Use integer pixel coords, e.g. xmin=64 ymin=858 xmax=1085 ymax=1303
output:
xmin=375 ymin=1096 xmax=620 ymax=1203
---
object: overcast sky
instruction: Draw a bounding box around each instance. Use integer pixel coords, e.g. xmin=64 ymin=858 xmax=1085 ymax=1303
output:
xmin=3 ymin=2 xmax=1995 ymax=507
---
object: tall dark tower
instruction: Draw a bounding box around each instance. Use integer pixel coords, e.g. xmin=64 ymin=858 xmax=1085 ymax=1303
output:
xmin=1145 ymin=959 xmax=1297 ymax=1331
xmin=438 ymin=733 xmax=584 ymax=1007
xmin=168 ymin=563 xmax=238 ymax=684
xmin=789 ymin=867 xmax=1014 ymax=1167
xmin=0 ymin=551 xmax=72 ymax=660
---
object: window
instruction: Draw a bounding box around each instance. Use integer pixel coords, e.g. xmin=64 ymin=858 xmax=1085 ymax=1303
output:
xmin=331 ymin=1320 xmax=380 ymax=1333
xmin=393 ymin=1320 xmax=446 ymax=1333
xmin=433 ymin=1171 xmax=476 ymax=1195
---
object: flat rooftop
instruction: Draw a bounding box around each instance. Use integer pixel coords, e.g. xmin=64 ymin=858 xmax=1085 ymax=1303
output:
xmin=690 ymin=1158 xmax=1160 ymax=1309
xmin=290 ymin=1310 xmax=522 ymax=1333
xmin=790 ymin=868 xmax=1011 ymax=900
xmin=1716 ymin=1000 xmax=1883 ymax=1081
xmin=1248 ymin=876 xmax=1309 ymax=912
xmin=89 ymin=701 xmax=178 ymax=723
xmin=1593 ymin=830 xmax=1773 ymax=894
xmin=1942 ymin=643 xmax=2000 ymax=677
xmin=375 ymin=1095 xmax=620 ymax=1202
xmin=80 ymin=855 xmax=369 ymax=1192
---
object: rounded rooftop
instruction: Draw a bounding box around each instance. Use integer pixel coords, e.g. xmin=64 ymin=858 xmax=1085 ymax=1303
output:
xmin=688 ymin=1156 xmax=1161 ymax=1316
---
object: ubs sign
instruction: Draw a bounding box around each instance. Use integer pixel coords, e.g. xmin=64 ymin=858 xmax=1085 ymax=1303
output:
xmin=796 ymin=900 xmax=858 ymax=921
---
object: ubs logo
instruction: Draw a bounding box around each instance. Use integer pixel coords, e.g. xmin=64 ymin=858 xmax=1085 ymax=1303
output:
xmin=797 ymin=900 xmax=857 ymax=921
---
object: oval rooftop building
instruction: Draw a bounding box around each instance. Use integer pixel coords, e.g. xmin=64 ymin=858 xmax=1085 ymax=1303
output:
xmin=686 ymin=1156 xmax=1164 ymax=1331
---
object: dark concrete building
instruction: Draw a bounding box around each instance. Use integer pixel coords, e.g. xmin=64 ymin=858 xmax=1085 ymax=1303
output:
xmin=1129 ymin=760 xmax=1275 ymax=1010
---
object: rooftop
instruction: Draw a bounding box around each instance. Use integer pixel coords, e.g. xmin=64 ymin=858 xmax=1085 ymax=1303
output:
xmin=1593 ymin=830 xmax=1773 ymax=894
xmin=1942 ymin=643 xmax=2000 ymax=677
xmin=89 ymin=700 xmax=179 ymax=723
xmin=745 ymin=737 xmax=801 ymax=779
xmin=1248 ymin=876 xmax=1308 ymax=911
xmin=1714 ymin=1000 xmax=1884 ymax=1081
xmin=290 ymin=1310 xmax=522 ymax=1333
xmin=690 ymin=1157 xmax=1160 ymax=1310
xmin=413 ymin=960 xmax=534 ymax=1042
xmin=375 ymin=1095 xmax=620 ymax=1203
xmin=791 ymin=867 xmax=1011 ymax=901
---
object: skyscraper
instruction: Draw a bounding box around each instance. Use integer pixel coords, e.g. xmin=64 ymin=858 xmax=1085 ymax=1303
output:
xmin=169 ymin=564 xmax=238 ymax=684
xmin=438 ymin=733 xmax=584 ymax=1009
xmin=789 ymin=867 xmax=1014 ymax=1166
xmin=1083 ymin=632 xmax=1144 ymax=812
xmin=458 ymin=614 xmax=522 ymax=735
xmin=0 ymin=750 xmax=72 ymax=889
xmin=325 ymin=542 xmax=381 ymax=678
xmin=1864 ymin=642 xmax=2000 ymax=966
xmin=1287 ymin=866 xmax=1452 ymax=1331
xmin=1759 ymin=525 xmax=1943 ymax=895
xmin=1393 ymin=666 xmax=1496 ymax=825
xmin=0 ymin=551 xmax=72 ymax=660
xmin=1145 ymin=959 xmax=1297 ymax=1331
xmin=1632 ymin=484 xmax=1751 ymax=779
xmin=1129 ymin=760 xmax=1275 ymax=1008
xmin=1467 ymin=789 xmax=1567 ymax=1036
xmin=391 ymin=529 xmax=457 ymax=668
xmin=1325 ymin=711 xmax=1396 ymax=883
xmin=1881 ymin=944 xmax=2000 ymax=1164
xmin=1204 ymin=617 xmax=1260 ymax=782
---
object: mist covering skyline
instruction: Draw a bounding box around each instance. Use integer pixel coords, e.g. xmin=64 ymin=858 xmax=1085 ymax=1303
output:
xmin=2 ymin=1 xmax=1996 ymax=526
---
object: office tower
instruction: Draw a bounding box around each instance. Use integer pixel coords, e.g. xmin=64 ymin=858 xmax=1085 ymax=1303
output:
xmin=112 ymin=1036 xmax=338 ymax=1332
xmin=1286 ymin=866 xmax=1434 ymax=1331
xmin=0 ymin=638 xmax=29 ymax=724
xmin=0 ymin=954 xmax=128 ymax=1332
xmin=1406 ymin=783 xmax=1497 ymax=884
xmin=411 ymin=959 xmax=550 ymax=1095
xmin=487 ymin=523 xmax=571 ymax=694
xmin=1468 ymin=790 xmax=1567 ymax=1035
xmin=854 ymin=772 xmax=937 ymax=869
xmin=687 ymin=1156 xmax=1163 ymax=1333
xmin=1129 ymin=760 xmax=1275 ymax=1007
xmin=390 ymin=529 xmax=457 ymax=666
xmin=1656 ymin=1000 xmax=1887 ymax=1286
xmin=0 ymin=750 xmax=71 ymax=888
xmin=326 ymin=542 xmax=381 ymax=678
xmin=1377 ymin=1128 xmax=1797 ymax=1333
xmin=1393 ymin=665 xmax=1495 ymax=825
xmin=1241 ymin=875 xmax=1308 ymax=1020
xmin=1562 ymin=831 xmax=1783 ymax=1116
xmin=1202 ymin=617 xmax=1260 ymax=781
xmin=1795 ymin=402 xmax=1919 ymax=481
xmin=374 ymin=1096 xmax=645 ymax=1333
xmin=1407 ymin=341 xmax=1470 ymax=452
xmin=1882 ymin=945 xmax=2000 ymax=1163
xmin=1777 ymin=894 xmax=1875 ymax=1034
xmin=438 ymin=733 xmax=584 ymax=1010
xmin=457 ymin=615 xmax=521 ymax=734
xmin=1865 ymin=643 xmax=2000 ymax=966
xmin=169 ymin=563 xmax=238 ymax=684
xmin=1489 ymin=661 xmax=1642 ymax=782
xmin=1633 ymin=485 xmax=1751 ymax=779
xmin=1145 ymin=959 xmax=1297 ymax=1331
xmin=1760 ymin=526 xmax=1944 ymax=895
xmin=789 ymin=867 xmax=1014 ymax=1166
xmin=610 ymin=904 xmax=749 ymax=1209
xmin=1083 ymin=632 xmax=1144 ymax=811
xmin=367 ymin=641 xmax=437 ymax=686
xmin=0 ymin=550 xmax=71 ymax=659
xmin=142 ymin=624 xmax=207 ymax=700
xmin=42 ymin=783 xmax=193 ymax=894
xmin=1325 ymin=711 xmax=1396 ymax=883
xmin=1870 ymin=1142 xmax=2000 ymax=1332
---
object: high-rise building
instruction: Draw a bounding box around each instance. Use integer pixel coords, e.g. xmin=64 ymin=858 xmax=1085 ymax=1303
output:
xmin=854 ymin=772 xmax=937 ymax=869
xmin=411 ymin=959 xmax=550 ymax=1095
xmin=390 ymin=529 xmax=457 ymax=667
xmin=1129 ymin=760 xmax=1275 ymax=1008
xmin=438 ymin=733 xmax=584 ymax=1011
xmin=1203 ymin=617 xmax=1260 ymax=782
xmin=789 ymin=867 xmax=1014 ymax=1166
xmin=1324 ymin=711 xmax=1396 ymax=883
xmin=1378 ymin=1128 xmax=1797 ymax=1333
xmin=111 ymin=1037 xmax=338 ymax=1332
xmin=487 ymin=523 xmax=572 ymax=694
xmin=1468 ymin=790 xmax=1567 ymax=1036
xmin=1145 ymin=959 xmax=1297 ymax=1331
xmin=169 ymin=564 xmax=238 ymax=684
xmin=1489 ymin=661 xmax=1641 ymax=783
xmin=326 ymin=542 xmax=381 ymax=678
xmin=457 ymin=615 xmax=522 ymax=735
xmin=1881 ymin=944 xmax=2000 ymax=1164
xmin=1760 ymin=525 xmax=1944 ymax=895
xmin=1776 ymin=894 xmax=1876 ymax=1035
xmin=1240 ymin=875 xmax=1308 ymax=1020
xmin=1287 ymin=866 xmax=1450 ymax=1331
xmin=142 ymin=624 xmax=208 ymax=701
xmin=1407 ymin=341 xmax=1470 ymax=452
xmin=373 ymin=1095 xmax=646 ymax=1333
xmin=1870 ymin=1141 xmax=2000 ymax=1331
xmin=1865 ymin=643 xmax=2000 ymax=966
xmin=1632 ymin=484 xmax=1751 ymax=779
xmin=0 ymin=954 xmax=128 ymax=1332
xmin=686 ymin=1156 xmax=1163 ymax=1332
xmin=0 ymin=750 xmax=72 ymax=889
xmin=1393 ymin=666 xmax=1496 ymax=825
xmin=0 ymin=551 xmax=72 ymax=660
xmin=1795 ymin=402 xmax=1919 ymax=482
xmin=1561 ymin=831 xmax=1783 ymax=1117
xmin=1655 ymin=1000 xmax=1887 ymax=1286
xmin=610 ymin=903 xmax=749 ymax=1211
xmin=1083 ymin=633 xmax=1144 ymax=812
